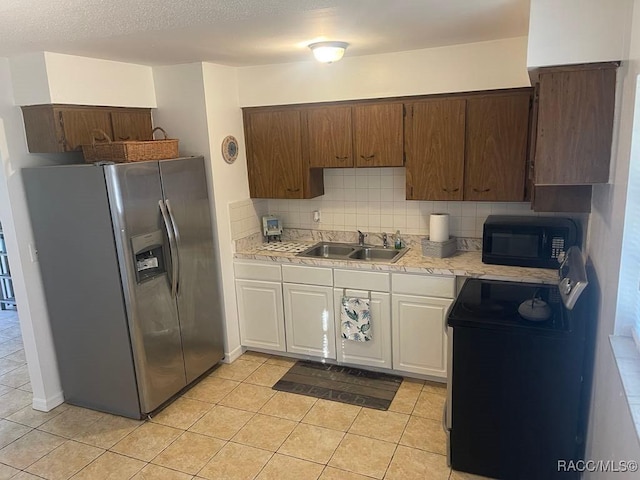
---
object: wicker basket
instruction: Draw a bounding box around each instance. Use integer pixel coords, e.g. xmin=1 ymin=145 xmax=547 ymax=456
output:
xmin=82 ymin=127 xmax=179 ymax=163
xmin=421 ymin=236 xmax=457 ymax=258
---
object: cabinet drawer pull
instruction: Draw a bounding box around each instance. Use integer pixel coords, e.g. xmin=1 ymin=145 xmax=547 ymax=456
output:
xmin=442 ymin=187 xmax=459 ymax=193
xmin=286 ymin=188 xmax=301 ymax=193
xmin=360 ymin=154 xmax=376 ymax=161
xmin=472 ymin=188 xmax=491 ymax=193
xmin=118 ymin=136 xmax=131 ymax=141
xmin=335 ymin=155 xmax=349 ymax=161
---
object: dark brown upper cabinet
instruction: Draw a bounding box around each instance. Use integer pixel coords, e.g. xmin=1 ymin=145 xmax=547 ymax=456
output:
xmin=464 ymin=92 xmax=531 ymax=201
xmin=405 ymin=99 xmax=465 ymax=200
xmin=307 ymin=106 xmax=353 ymax=168
xmin=532 ymin=62 xmax=618 ymax=185
xmin=354 ymin=103 xmax=404 ymax=167
xmin=244 ymin=108 xmax=323 ymax=199
xmin=21 ymin=105 xmax=153 ymax=153
xmin=404 ymin=89 xmax=531 ymax=202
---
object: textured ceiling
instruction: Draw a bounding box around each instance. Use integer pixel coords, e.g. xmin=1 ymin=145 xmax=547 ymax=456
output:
xmin=0 ymin=0 xmax=530 ymax=66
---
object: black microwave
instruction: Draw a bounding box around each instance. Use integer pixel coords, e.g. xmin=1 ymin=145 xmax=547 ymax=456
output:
xmin=482 ymin=215 xmax=579 ymax=269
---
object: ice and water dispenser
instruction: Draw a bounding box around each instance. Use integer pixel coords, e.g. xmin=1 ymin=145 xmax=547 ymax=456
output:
xmin=131 ymin=230 xmax=167 ymax=283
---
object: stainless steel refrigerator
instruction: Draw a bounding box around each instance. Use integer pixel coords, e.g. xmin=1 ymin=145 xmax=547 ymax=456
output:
xmin=23 ymin=156 xmax=224 ymax=419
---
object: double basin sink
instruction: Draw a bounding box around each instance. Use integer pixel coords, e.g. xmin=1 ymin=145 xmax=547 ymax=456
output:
xmin=297 ymin=242 xmax=409 ymax=264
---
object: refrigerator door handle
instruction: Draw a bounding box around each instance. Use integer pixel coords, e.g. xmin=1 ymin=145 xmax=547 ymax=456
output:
xmin=165 ymin=199 xmax=181 ymax=296
xmin=159 ymin=200 xmax=179 ymax=298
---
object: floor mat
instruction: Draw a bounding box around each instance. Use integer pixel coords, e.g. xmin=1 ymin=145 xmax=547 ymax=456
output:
xmin=272 ymin=360 xmax=403 ymax=410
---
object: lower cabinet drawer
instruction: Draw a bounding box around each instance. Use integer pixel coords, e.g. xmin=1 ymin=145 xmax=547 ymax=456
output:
xmin=282 ymin=264 xmax=333 ymax=286
xmin=334 ymin=289 xmax=392 ymax=369
xmin=392 ymin=273 xmax=455 ymax=298
xmin=334 ymin=269 xmax=390 ymax=292
xmin=234 ymin=261 xmax=282 ymax=282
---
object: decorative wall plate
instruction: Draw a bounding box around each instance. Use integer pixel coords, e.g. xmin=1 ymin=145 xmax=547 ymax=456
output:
xmin=221 ymin=135 xmax=239 ymax=164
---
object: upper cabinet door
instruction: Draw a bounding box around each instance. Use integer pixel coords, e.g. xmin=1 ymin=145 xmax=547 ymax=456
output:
xmin=245 ymin=109 xmax=304 ymax=199
xmin=307 ymin=106 xmax=353 ymax=168
xmin=534 ymin=65 xmax=617 ymax=185
xmin=464 ymin=93 xmax=531 ymax=201
xmin=405 ymin=99 xmax=465 ymax=200
xmin=59 ymin=109 xmax=114 ymax=151
xmin=111 ymin=109 xmax=153 ymax=141
xmin=354 ymin=104 xmax=404 ymax=167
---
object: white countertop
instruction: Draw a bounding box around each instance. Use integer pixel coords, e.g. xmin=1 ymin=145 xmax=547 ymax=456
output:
xmin=234 ymin=242 xmax=559 ymax=284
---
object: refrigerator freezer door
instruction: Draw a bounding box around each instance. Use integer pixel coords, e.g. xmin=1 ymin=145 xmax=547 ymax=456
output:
xmin=105 ymin=161 xmax=187 ymax=414
xmin=23 ymin=165 xmax=141 ymax=418
xmin=159 ymin=157 xmax=224 ymax=382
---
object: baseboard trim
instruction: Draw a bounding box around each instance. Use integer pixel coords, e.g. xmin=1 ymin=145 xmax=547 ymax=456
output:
xmin=32 ymin=390 xmax=64 ymax=412
xmin=224 ymin=345 xmax=244 ymax=364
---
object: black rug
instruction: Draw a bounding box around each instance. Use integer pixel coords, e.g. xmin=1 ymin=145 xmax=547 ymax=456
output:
xmin=272 ymin=360 xmax=403 ymax=410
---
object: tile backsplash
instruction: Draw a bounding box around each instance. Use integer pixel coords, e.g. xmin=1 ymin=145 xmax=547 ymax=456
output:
xmin=229 ymin=198 xmax=268 ymax=240
xmin=229 ymin=168 xmax=586 ymax=242
xmin=268 ymin=168 xmax=536 ymax=238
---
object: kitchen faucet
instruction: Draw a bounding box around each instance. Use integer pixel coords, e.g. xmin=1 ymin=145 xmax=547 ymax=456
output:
xmin=357 ymin=230 xmax=367 ymax=246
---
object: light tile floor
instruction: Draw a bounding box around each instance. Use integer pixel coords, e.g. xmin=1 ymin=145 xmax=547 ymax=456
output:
xmin=0 ymin=311 xmax=490 ymax=479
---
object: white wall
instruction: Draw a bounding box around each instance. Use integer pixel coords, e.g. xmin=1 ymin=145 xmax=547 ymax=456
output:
xmin=527 ymin=0 xmax=633 ymax=68
xmin=201 ymin=62 xmax=250 ymax=362
xmin=152 ymin=62 xmax=244 ymax=362
xmin=0 ymin=57 xmax=66 ymax=411
xmin=10 ymin=52 xmax=157 ymax=107
xmin=8 ymin=53 xmax=51 ymax=106
xmin=583 ymin=0 xmax=640 ymax=475
xmin=237 ymin=37 xmax=530 ymax=106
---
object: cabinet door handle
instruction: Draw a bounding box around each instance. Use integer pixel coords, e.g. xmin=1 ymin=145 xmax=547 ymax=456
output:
xmin=286 ymin=188 xmax=301 ymax=193
xmin=335 ymin=155 xmax=349 ymax=161
xmin=360 ymin=154 xmax=376 ymax=161
xmin=118 ymin=136 xmax=131 ymax=141
xmin=473 ymin=188 xmax=491 ymax=193
xmin=442 ymin=187 xmax=460 ymax=193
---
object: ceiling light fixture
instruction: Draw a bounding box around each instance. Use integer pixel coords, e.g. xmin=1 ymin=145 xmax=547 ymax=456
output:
xmin=309 ymin=41 xmax=349 ymax=63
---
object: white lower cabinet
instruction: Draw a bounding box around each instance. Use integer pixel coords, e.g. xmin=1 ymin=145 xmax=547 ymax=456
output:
xmin=391 ymin=293 xmax=453 ymax=378
xmin=283 ymin=283 xmax=336 ymax=359
xmin=234 ymin=261 xmax=457 ymax=377
xmin=334 ymin=289 xmax=392 ymax=369
xmin=235 ymin=279 xmax=286 ymax=352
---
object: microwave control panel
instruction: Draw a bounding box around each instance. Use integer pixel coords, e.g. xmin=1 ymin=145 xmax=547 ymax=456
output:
xmin=551 ymin=237 xmax=565 ymax=259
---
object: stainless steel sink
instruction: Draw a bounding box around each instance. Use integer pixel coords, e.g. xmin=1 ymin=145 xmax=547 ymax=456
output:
xmin=348 ymin=247 xmax=401 ymax=261
xmin=298 ymin=242 xmax=409 ymax=263
xmin=301 ymin=243 xmax=358 ymax=258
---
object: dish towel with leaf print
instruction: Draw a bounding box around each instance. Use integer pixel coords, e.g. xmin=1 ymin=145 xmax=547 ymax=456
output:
xmin=341 ymin=296 xmax=372 ymax=342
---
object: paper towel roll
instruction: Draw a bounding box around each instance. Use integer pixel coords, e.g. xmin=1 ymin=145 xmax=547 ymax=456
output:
xmin=430 ymin=213 xmax=450 ymax=242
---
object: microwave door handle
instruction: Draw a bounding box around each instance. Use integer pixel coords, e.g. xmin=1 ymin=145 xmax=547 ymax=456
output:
xmin=159 ymin=200 xmax=179 ymax=298
xmin=165 ymin=199 xmax=181 ymax=297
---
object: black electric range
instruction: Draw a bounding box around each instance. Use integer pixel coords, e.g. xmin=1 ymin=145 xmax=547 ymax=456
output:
xmin=448 ymin=279 xmax=568 ymax=333
xmin=445 ymin=247 xmax=594 ymax=480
